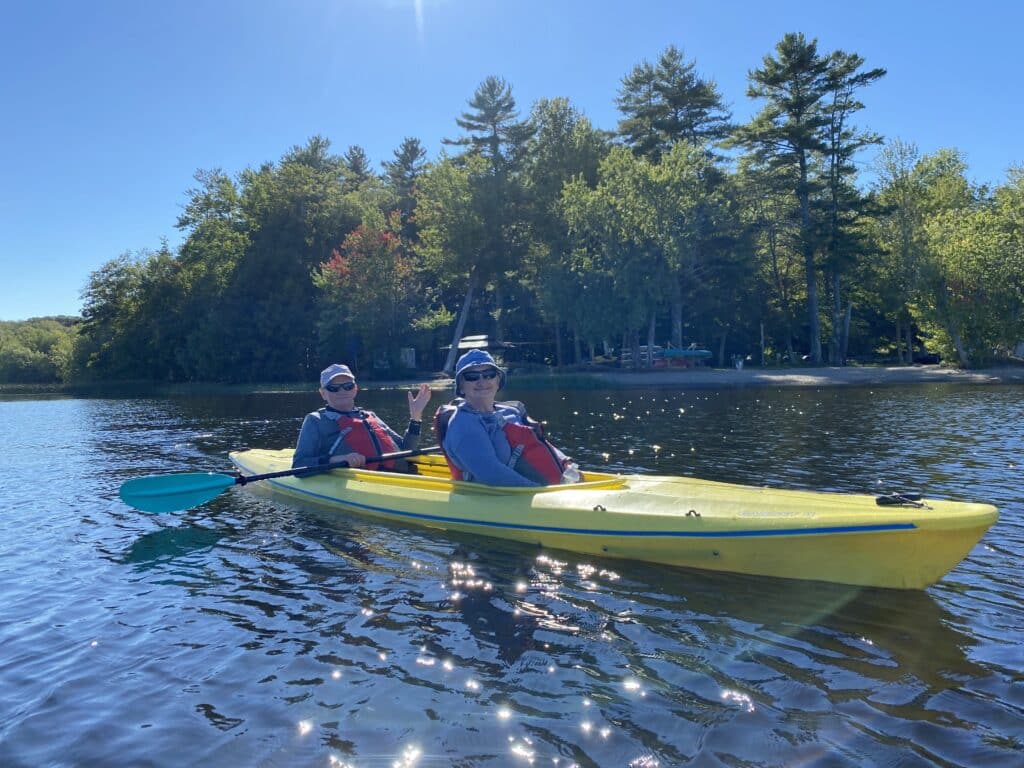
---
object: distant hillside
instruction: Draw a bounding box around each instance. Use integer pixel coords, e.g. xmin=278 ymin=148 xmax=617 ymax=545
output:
xmin=0 ymin=316 xmax=80 ymax=384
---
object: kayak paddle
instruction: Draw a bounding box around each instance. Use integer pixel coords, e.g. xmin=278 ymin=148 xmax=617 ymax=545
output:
xmin=119 ymin=445 xmax=442 ymax=514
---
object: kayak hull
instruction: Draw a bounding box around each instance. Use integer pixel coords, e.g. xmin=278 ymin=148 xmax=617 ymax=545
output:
xmin=228 ymin=449 xmax=998 ymax=590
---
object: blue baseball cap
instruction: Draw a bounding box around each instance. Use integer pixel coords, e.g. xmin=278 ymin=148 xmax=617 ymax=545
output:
xmin=320 ymin=363 xmax=354 ymax=388
xmin=454 ymin=349 xmax=505 ymax=395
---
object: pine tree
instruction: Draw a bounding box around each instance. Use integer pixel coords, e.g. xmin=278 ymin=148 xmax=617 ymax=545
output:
xmin=342 ymin=145 xmax=373 ymax=193
xmin=616 ymin=45 xmax=731 ymax=160
xmin=441 ymin=77 xmax=534 ymax=362
xmin=382 ymin=137 xmax=428 ymax=239
xmin=734 ymin=33 xmax=833 ymax=364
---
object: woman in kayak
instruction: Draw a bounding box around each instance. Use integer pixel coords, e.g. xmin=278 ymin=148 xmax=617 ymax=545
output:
xmin=292 ymin=363 xmax=431 ymax=471
xmin=435 ymin=350 xmax=579 ymax=486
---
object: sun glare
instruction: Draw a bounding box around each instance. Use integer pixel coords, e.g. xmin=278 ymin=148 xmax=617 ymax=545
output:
xmin=414 ymin=0 xmax=424 ymax=42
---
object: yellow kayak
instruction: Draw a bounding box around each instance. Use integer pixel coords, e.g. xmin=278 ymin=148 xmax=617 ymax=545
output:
xmin=228 ymin=449 xmax=998 ymax=590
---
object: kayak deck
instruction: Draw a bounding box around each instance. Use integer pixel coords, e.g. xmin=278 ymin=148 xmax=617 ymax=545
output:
xmin=228 ymin=449 xmax=998 ymax=590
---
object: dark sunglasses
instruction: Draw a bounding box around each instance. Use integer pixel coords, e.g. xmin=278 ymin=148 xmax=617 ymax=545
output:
xmin=461 ymin=369 xmax=499 ymax=382
xmin=324 ymin=381 xmax=356 ymax=392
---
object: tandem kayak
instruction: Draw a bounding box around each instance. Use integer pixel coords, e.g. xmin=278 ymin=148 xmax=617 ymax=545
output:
xmin=228 ymin=449 xmax=998 ymax=590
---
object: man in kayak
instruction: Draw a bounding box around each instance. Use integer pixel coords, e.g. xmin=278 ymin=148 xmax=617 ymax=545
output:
xmin=435 ymin=350 xmax=580 ymax=486
xmin=292 ymin=363 xmax=431 ymax=471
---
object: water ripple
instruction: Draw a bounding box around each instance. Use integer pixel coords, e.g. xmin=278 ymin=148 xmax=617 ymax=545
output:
xmin=1 ymin=385 xmax=1021 ymax=766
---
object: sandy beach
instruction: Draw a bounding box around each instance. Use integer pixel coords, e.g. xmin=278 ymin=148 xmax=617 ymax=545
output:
xmin=583 ymin=364 xmax=1024 ymax=389
xmin=395 ymin=363 xmax=1024 ymax=394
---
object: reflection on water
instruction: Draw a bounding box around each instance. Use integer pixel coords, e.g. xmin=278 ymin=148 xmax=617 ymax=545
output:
xmin=121 ymin=524 xmax=228 ymax=568
xmin=0 ymin=384 xmax=1021 ymax=766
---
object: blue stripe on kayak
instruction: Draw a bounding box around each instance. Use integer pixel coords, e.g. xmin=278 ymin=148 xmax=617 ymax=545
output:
xmin=260 ymin=477 xmax=918 ymax=538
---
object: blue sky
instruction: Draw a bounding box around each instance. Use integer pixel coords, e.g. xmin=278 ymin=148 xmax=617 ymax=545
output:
xmin=2 ymin=0 xmax=1021 ymax=321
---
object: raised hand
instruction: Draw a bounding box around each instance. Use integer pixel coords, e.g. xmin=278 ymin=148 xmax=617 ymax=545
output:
xmin=408 ymin=383 xmax=432 ymax=421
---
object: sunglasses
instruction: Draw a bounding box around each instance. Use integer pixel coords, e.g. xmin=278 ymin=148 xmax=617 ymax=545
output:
xmin=324 ymin=381 xmax=356 ymax=392
xmin=461 ymin=369 xmax=499 ymax=382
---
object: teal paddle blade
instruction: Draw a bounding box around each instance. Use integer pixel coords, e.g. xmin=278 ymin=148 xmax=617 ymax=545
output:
xmin=119 ymin=472 xmax=237 ymax=513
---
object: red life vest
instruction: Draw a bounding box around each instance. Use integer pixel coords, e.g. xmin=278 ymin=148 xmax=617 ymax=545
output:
xmin=434 ymin=400 xmax=566 ymax=485
xmin=333 ymin=411 xmax=400 ymax=470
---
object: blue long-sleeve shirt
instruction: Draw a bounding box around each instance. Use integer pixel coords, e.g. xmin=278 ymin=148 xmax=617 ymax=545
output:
xmin=292 ymin=407 xmax=420 ymax=469
xmin=442 ymin=402 xmax=567 ymax=487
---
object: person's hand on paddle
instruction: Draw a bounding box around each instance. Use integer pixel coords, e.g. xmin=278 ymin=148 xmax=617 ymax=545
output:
xmin=408 ymin=383 xmax=431 ymax=421
xmin=118 ymin=445 xmax=441 ymax=513
xmin=330 ymin=451 xmax=366 ymax=468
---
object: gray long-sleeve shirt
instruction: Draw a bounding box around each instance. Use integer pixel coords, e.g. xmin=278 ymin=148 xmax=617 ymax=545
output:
xmin=292 ymin=407 xmax=420 ymax=469
xmin=442 ymin=402 xmax=567 ymax=487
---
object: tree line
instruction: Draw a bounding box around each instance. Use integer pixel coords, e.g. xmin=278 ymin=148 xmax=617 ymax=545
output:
xmin=5 ymin=33 xmax=1022 ymax=385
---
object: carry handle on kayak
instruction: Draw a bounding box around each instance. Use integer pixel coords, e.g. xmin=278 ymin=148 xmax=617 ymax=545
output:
xmin=875 ymin=492 xmax=929 ymax=508
xmin=119 ymin=445 xmax=442 ymax=514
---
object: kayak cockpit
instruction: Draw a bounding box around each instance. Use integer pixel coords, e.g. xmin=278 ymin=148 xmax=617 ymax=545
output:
xmin=230 ymin=450 xmax=626 ymax=495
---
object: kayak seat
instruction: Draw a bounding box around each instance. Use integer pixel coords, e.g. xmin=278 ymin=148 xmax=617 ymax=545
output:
xmin=408 ymin=454 xmax=455 ymax=479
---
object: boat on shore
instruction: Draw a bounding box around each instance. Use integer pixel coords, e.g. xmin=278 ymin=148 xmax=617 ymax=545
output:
xmin=229 ymin=449 xmax=998 ymax=590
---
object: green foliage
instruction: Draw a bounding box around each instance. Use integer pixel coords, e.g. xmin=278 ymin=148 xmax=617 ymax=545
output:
xmin=870 ymin=147 xmax=1023 ymax=366
xmin=70 ymin=138 xmax=366 ymax=383
xmin=218 ymin=141 xmax=359 ymax=381
xmin=446 ymin=76 xmax=533 ymax=166
xmin=0 ymin=317 xmax=78 ymax=383
xmin=314 ymin=212 xmax=422 ymax=371
xmin=520 ymin=98 xmax=611 ymax=346
xmin=733 ymin=32 xmax=886 ymax=363
xmin=174 ymin=169 xmax=250 ymax=380
xmin=559 ymin=143 xmax=742 ymax=353
xmin=414 ymin=154 xmax=489 ymax=277
xmin=342 ymin=145 xmax=373 ymax=193
xmin=58 ymin=37 xmax=1020 ymax=383
xmin=70 ymin=247 xmax=185 ymax=382
xmin=383 ymin=137 xmax=429 ymax=239
xmin=616 ymin=45 xmax=732 ymax=160
xmin=734 ymin=159 xmax=804 ymax=352
xmin=920 ymin=203 xmax=1022 ymax=366
xmin=410 ymin=306 xmax=455 ymax=332
xmin=440 ymin=76 xmax=537 ymax=343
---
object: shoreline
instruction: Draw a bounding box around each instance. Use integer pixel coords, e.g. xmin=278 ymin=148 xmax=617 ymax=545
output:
xmin=374 ymin=363 xmax=1024 ymax=393
xmin=577 ymin=364 xmax=1024 ymax=390
xmin=2 ymin=365 xmax=1022 ymax=398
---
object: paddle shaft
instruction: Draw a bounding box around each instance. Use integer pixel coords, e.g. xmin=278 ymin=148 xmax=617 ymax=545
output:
xmin=119 ymin=445 xmax=445 ymax=513
xmin=234 ymin=445 xmax=442 ymax=485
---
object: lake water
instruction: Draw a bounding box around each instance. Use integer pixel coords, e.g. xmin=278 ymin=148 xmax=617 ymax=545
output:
xmin=1 ymin=382 xmax=1021 ymax=767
